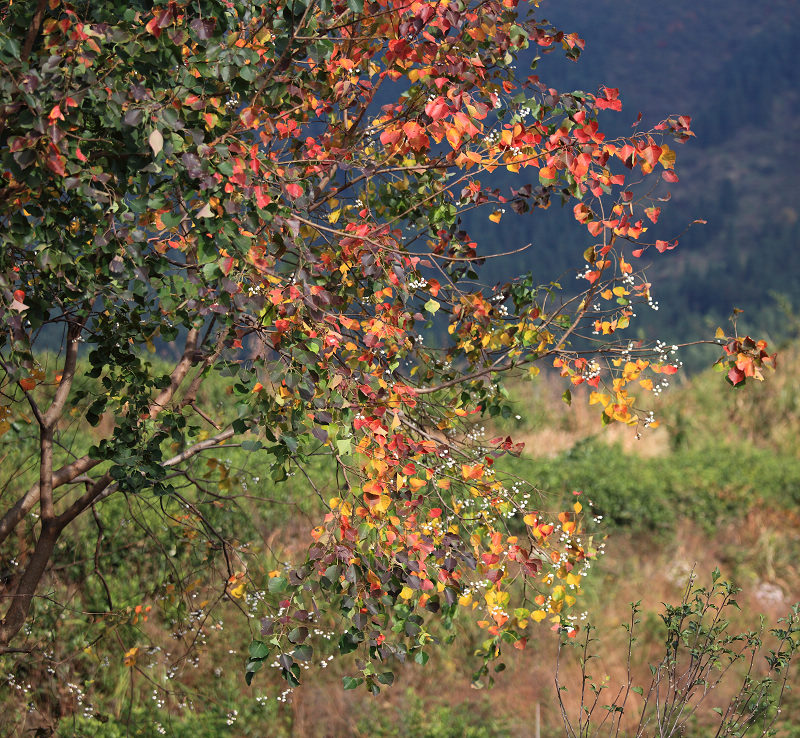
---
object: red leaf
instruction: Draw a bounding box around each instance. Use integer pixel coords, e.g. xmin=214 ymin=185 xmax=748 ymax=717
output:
xmin=380 ymin=128 xmax=402 ymax=146
xmin=645 ymin=206 xmax=661 ymax=224
xmin=47 ymin=152 xmax=66 ymax=177
xmin=254 ymin=186 xmax=271 ymax=208
xmin=727 ymin=366 xmax=746 ymax=386
xmin=594 ymin=87 xmax=622 ymax=111
xmin=662 ymin=170 xmax=679 ymax=183
xmin=285 ymin=183 xmax=303 ymax=198
xmin=424 ymin=97 xmax=450 ymax=121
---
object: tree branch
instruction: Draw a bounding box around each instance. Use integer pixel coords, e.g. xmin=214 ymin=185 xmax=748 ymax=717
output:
xmin=20 ymin=0 xmax=47 ymax=62
xmin=0 ymin=456 xmax=102 ymax=546
xmin=148 ymin=327 xmax=200 ymax=419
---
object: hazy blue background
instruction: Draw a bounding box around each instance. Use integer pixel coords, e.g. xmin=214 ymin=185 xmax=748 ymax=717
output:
xmin=463 ymin=0 xmax=800 ymax=364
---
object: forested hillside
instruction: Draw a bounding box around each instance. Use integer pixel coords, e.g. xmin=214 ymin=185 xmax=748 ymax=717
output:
xmin=465 ymin=0 xmax=800 ymax=360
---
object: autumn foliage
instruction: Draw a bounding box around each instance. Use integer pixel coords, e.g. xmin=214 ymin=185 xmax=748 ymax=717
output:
xmin=0 ymin=0 xmax=773 ymax=693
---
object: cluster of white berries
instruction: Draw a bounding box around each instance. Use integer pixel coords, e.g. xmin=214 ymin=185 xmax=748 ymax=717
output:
xmin=652 ymin=378 xmax=672 ymax=398
xmin=464 ymin=425 xmax=486 ymax=442
xmin=461 ymin=578 xmax=491 ymax=599
xmin=151 ymin=688 xmax=166 ymax=710
xmin=580 ymin=360 xmax=601 ymax=381
xmin=66 ymin=681 xmax=94 ymax=719
xmin=654 ymin=340 xmax=680 ymax=363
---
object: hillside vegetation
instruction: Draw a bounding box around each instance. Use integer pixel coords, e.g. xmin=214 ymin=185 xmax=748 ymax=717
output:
xmin=3 ymin=345 xmax=800 ymax=736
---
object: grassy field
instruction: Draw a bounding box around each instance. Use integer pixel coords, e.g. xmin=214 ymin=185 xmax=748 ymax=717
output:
xmin=3 ymin=348 xmax=800 ymax=736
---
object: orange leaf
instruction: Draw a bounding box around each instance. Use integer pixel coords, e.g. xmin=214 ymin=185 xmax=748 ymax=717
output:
xmin=461 ymin=464 xmax=484 ymax=480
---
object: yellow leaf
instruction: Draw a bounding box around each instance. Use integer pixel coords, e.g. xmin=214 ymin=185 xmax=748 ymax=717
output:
xmin=489 ymin=210 xmax=502 ymax=223
xmin=400 ymin=586 xmax=414 ymax=600
xmin=573 ymin=502 xmax=582 ymax=513
xmin=123 ymin=647 xmax=139 ymax=668
xmin=659 ymin=144 xmax=676 ymax=169
xmin=458 ymin=592 xmax=472 ymax=606
xmin=230 ymin=582 xmax=246 ymax=599
xmin=531 ymin=610 xmax=547 ymax=622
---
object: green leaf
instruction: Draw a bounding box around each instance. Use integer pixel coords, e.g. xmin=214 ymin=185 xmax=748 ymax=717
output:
xmin=268 ymin=576 xmax=288 ymax=593
xmin=293 ymin=644 xmax=313 ymax=661
xmin=342 ymin=676 xmax=363 ymax=690
xmin=346 ymin=0 xmax=363 ymax=13
xmin=249 ymin=640 xmax=270 ymax=659
xmin=424 ymin=298 xmax=440 ymax=315
xmin=377 ymin=671 xmax=395 ymax=685
xmin=562 ymin=389 xmax=572 ymax=406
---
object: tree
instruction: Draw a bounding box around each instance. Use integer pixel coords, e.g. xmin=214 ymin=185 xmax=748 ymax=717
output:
xmin=0 ymin=0 xmax=774 ymax=698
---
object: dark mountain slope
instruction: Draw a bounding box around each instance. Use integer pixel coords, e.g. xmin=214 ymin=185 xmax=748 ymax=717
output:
xmin=463 ymin=0 xmax=800 ymax=360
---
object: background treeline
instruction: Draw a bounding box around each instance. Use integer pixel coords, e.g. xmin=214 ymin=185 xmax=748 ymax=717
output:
xmin=461 ymin=0 xmax=800 ymax=368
